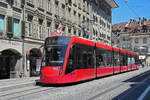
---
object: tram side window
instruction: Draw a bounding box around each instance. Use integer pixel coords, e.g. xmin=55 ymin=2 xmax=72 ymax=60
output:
xmin=127 ymin=54 xmax=132 ymax=66
xmin=76 ymin=46 xmax=82 ymax=68
xmin=131 ymin=56 xmax=135 ymax=65
xmin=135 ymin=56 xmax=139 ymax=64
xmin=120 ymin=53 xmax=127 ymax=66
xmin=67 ymin=43 xmax=94 ymax=71
xmin=78 ymin=44 xmax=94 ymax=69
xmin=113 ymin=51 xmax=120 ymax=66
xmin=96 ymin=48 xmax=112 ymax=67
xmin=107 ymin=50 xmax=113 ymax=67
xmin=82 ymin=49 xmax=94 ymax=68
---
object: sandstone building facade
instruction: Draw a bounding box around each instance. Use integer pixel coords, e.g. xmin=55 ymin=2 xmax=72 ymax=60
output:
xmin=0 ymin=0 xmax=118 ymax=79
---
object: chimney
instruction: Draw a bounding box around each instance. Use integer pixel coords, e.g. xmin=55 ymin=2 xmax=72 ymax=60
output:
xmin=143 ymin=17 xmax=147 ymax=21
xmin=130 ymin=19 xmax=132 ymax=23
xmin=133 ymin=19 xmax=136 ymax=22
xmin=143 ymin=17 xmax=147 ymax=25
xmin=139 ymin=17 xmax=142 ymax=26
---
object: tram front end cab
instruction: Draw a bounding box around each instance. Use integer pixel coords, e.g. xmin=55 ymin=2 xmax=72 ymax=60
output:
xmin=40 ymin=36 xmax=75 ymax=84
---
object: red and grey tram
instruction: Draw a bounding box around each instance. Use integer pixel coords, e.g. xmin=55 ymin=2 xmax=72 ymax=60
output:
xmin=40 ymin=35 xmax=140 ymax=84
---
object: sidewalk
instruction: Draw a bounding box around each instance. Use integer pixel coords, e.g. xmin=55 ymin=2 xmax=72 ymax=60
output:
xmin=0 ymin=77 xmax=39 ymax=92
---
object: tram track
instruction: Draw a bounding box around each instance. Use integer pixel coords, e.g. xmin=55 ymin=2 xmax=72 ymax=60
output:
xmin=0 ymin=85 xmax=56 ymax=100
xmin=88 ymin=69 xmax=150 ymax=100
xmin=1 ymin=68 xmax=150 ymax=100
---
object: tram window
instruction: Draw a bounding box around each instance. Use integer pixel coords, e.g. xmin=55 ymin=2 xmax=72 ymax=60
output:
xmin=87 ymin=50 xmax=93 ymax=68
xmin=120 ymin=53 xmax=127 ymax=66
xmin=113 ymin=51 xmax=120 ymax=66
xmin=127 ymin=54 xmax=132 ymax=66
xmin=132 ymin=57 xmax=135 ymax=65
xmin=76 ymin=46 xmax=82 ymax=69
xmin=107 ymin=50 xmax=113 ymax=67
xmin=96 ymin=48 xmax=112 ymax=67
xmin=70 ymin=43 xmax=94 ymax=69
xmin=135 ymin=56 xmax=139 ymax=64
xmin=83 ymin=50 xmax=88 ymax=68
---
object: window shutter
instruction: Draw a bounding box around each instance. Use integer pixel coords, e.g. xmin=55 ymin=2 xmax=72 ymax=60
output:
xmin=21 ymin=20 xmax=25 ymax=37
xmin=7 ymin=16 xmax=13 ymax=38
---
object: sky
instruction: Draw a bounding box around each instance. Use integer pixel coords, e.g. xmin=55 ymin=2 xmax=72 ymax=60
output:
xmin=112 ymin=0 xmax=150 ymax=24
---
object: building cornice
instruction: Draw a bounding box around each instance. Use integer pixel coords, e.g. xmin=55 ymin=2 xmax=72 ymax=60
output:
xmin=105 ymin=0 xmax=119 ymax=8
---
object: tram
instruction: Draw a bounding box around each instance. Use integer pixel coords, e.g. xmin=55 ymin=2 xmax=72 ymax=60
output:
xmin=40 ymin=35 xmax=140 ymax=84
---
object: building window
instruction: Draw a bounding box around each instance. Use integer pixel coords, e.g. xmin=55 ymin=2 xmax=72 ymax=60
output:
xmin=38 ymin=0 xmax=43 ymax=8
xmin=27 ymin=15 xmax=33 ymax=37
xmin=87 ymin=2 xmax=90 ymax=13
xmin=38 ymin=19 xmax=43 ymax=39
xmin=68 ymin=28 xmax=71 ymax=34
xmin=127 ymin=43 xmax=131 ymax=49
xmin=73 ymin=29 xmax=76 ymax=35
xmin=74 ymin=11 xmax=76 ymax=23
xmin=13 ymin=0 xmax=20 ymax=7
xmin=0 ymin=15 xmax=4 ymax=32
xmin=135 ymin=38 xmax=139 ymax=43
xmin=13 ymin=19 xmax=19 ymax=37
xmin=47 ymin=0 xmax=51 ymax=12
xmin=47 ymin=21 xmax=51 ymax=37
xmin=122 ymin=44 xmax=126 ymax=49
xmin=144 ymin=29 xmax=148 ymax=33
xmin=78 ymin=13 xmax=81 ymax=24
xmin=134 ymin=46 xmax=139 ymax=52
xmin=143 ymin=38 xmax=147 ymax=43
xmin=78 ymin=0 xmax=81 ymax=8
xmin=117 ymin=39 xmax=119 ymax=44
xmin=142 ymin=46 xmax=148 ymax=52
xmin=26 ymin=0 xmax=33 ymax=4
xmin=68 ymin=8 xmax=71 ymax=21
xmin=55 ymin=1 xmax=59 ymax=15
xmin=62 ymin=4 xmax=65 ymax=18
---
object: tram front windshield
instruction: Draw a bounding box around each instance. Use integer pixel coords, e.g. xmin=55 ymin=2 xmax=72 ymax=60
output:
xmin=44 ymin=36 xmax=71 ymax=66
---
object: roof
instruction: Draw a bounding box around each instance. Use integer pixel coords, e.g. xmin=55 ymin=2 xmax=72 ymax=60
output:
xmin=112 ymin=18 xmax=150 ymax=33
xmin=105 ymin=0 xmax=119 ymax=8
xmin=112 ymin=22 xmax=128 ymax=32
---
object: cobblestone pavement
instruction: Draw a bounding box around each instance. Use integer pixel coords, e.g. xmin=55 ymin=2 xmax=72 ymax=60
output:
xmin=0 ymin=67 xmax=150 ymax=100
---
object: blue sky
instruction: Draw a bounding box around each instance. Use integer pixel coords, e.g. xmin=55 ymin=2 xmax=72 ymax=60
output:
xmin=112 ymin=0 xmax=150 ymax=24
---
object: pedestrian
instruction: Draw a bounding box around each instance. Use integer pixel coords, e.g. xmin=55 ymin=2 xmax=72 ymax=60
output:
xmin=142 ymin=62 xmax=145 ymax=68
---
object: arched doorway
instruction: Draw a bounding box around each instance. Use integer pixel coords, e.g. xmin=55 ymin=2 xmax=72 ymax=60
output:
xmin=0 ymin=49 xmax=21 ymax=79
xmin=29 ymin=48 xmax=41 ymax=77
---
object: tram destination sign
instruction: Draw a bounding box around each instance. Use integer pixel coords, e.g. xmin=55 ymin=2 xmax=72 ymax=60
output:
xmin=45 ymin=37 xmax=71 ymax=45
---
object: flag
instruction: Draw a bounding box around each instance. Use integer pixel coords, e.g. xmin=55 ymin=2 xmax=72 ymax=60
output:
xmin=53 ymin=25 xmax=63 ymax=35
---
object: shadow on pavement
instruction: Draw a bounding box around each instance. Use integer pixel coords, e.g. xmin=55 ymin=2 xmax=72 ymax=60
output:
xmin=112 ymin=70 xmax=150 ymax=100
